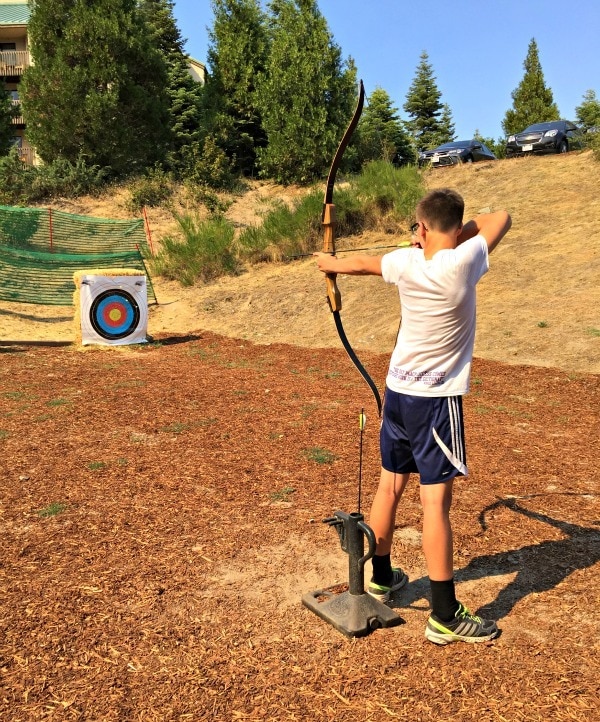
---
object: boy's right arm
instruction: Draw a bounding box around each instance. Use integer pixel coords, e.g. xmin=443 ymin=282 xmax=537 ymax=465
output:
xmin=458 ymin=211 xmax=512 ymax=253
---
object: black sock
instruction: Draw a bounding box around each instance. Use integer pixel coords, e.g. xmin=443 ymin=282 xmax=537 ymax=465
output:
xmin=372 ymin=554 xmax=393 ymax=585
xmin=430 ymin=579 xmax=460 ymax=622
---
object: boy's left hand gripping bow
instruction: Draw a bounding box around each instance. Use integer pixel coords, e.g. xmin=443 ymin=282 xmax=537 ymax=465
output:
xmin=322 ymin=79 xmax=382 ymax=417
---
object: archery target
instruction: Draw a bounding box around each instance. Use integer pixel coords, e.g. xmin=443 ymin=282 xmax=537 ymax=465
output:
xmin=79 ymin=274 xmax=148 ymax=346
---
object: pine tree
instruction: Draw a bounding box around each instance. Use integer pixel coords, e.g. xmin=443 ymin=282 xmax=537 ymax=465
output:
xmin=139 ymin=0 xmax=205 ymax=173
xmin=355 ymin=87 xmax=415 ymax=166
xmin=255 ymin=0 xmax=356 ymax=184
xmin=21 ymin=0 xmax=170 ymax=176
xmin=439 ymin=103 xmax=456 ymax=144
xmin=575 ymin=89 xmax=600 ymax=132
xmin=403 ymin=51 xmax=453 ymax=151
xmin=502 ymin=38 xmax=559 ymax=136
xmin=473 ymin=129 xmax=504 ymax=159
xmin=204 ymin=0 xmax=268 ymax=176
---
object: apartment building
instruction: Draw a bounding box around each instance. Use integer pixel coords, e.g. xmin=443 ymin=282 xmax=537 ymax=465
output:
xmin=0 ymin=0 xmax=32 ymax=163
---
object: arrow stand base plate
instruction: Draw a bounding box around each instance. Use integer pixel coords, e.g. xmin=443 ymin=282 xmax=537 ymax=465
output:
xmin=302 ymin=586 xmax=404 ymax=638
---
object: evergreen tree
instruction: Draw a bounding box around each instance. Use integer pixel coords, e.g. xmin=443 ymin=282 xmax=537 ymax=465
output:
xmin=139 ymin=0 xmax=205 ymax=173
xmin=0 ymin=89 xmax=18 ymax=156
xmin=502 ymin=38 xmax=559 ymax=136
xmin=355 ymin=87 xmax=415 ymax=166
xmin=575 ymin=89 xmax=600 ymax=132
xmin=473 ymin=129 xmax=505 ymax=159
xmin=204 ymin=0 xmax=268 ymax=176
xmin=439 ymin=103 xmax=456 ymax=143
xmin=21 ymin=0 xmax=170 ymax=176
xmin=403 ymin=51 xmax=452 ymax=151
xmin=255 ymin=0 xmax=356 ymax=184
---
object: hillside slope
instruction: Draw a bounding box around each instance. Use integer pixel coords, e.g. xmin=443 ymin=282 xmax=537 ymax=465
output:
xmin=1 ymin=151 xmax=599 ymax=374
xmin=148 ymin=150 xmax=599 ymax=374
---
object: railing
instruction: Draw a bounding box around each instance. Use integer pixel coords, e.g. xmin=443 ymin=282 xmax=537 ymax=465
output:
xmin=11 ymin=99 xmax=24 ymax=124
xmin=0 ymin=50 xmax=30 ymax=76
xmin=18 ymin=146 xmax=36 ymax=166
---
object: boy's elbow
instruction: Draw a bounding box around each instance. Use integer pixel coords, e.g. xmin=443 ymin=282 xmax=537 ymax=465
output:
xmin=493 ymin=210 xmax=512 ymax=236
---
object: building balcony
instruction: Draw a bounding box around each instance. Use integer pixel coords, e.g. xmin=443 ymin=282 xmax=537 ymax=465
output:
xmin=0 ymin=49 xmax=30 ymax=76
xmin=11 ymin=98 xmax=23 ymax=124
xmin=18 ymin=145 xmax=36 ymax=165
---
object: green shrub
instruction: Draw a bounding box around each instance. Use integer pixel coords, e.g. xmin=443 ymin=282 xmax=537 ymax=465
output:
xmin=237 ymin=162 xmax=423 ymax=262
xmin=126 ymin=167 xmax=174 ymax=213
xmin=0 ymin=150 xmax=108 ymax=204
xmin=587 ymin=130 xmax=600 ymax=160
xmin=0 ymin=147 xmax=34 ymax=204
xmin=152 ymin=213 xmax=240 ymax=286
xmin=184 ymin=181 xmax=232 ymax=215
xmin=237 ymin=185 xmax=371 ymax=262
xmin=351 ymin=160 xmax=425 ymax=228
xmin=238 ymin=189 xmax=324 ymax=261
xmin=30 ymin=155 xmax=108 ymax=199
xmin=180 ymin=135 xmax=235 ymax=190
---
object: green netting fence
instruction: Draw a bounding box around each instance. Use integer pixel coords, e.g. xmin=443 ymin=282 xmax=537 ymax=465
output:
xmin=0 ymin=205 xmax=157 ymax=305
xmin=0 ymin=246 xmax=157 ymax=305
xmin=0 ymin=205 xmax=151 ymax=254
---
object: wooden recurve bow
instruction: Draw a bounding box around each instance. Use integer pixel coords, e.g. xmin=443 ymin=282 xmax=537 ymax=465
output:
xmin=322 ymin=80 xmax=382 ymax=416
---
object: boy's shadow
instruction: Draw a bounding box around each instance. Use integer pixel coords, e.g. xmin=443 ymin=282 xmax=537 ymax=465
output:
xmin=392 ymin=494 xmax=600 ymax=620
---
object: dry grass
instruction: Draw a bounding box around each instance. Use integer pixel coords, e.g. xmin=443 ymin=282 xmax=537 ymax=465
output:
xmin=417 ymin=151 xmax=600 ymax=372
xmin=1 ymin=150 xmax=599 ymax=376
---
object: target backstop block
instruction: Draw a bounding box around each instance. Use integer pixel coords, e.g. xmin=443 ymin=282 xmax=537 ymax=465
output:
xmin=73 ymin=269 xmax=148 ymax=346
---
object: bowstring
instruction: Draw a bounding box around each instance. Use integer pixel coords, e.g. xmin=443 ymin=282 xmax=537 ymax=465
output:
xmin=358 ymin=409 xmax=366 ymax=513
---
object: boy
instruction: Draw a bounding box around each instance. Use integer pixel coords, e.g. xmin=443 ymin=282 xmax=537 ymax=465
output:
xmin=315 ymin=188 xmax=511 ymax=644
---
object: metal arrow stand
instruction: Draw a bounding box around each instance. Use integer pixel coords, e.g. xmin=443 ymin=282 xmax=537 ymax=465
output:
xmin=302 ymin=412 xmax=403 ymax=638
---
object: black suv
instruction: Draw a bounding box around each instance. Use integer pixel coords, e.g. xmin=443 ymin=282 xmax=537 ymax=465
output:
xmin=505 ymin=120 xmax=583 ymax=157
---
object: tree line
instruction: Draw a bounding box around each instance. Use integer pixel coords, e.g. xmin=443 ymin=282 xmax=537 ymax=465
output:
xmin=1 ymin=0 xmax=599 ymax=193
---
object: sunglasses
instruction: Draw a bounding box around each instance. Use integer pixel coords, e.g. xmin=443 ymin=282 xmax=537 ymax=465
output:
xmin=410 ymin=221 xmax=429 ymax=234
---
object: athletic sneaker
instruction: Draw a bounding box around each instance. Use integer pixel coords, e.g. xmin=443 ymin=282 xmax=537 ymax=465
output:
xmin=425 ymin=603 xmax=499 ymax=645
xmin=367 ymin=568 xmax=408 ymax=603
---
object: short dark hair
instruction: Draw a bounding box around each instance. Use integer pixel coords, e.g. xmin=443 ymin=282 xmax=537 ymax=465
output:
xmin=416 ymin=188 xmax=464 ymax=233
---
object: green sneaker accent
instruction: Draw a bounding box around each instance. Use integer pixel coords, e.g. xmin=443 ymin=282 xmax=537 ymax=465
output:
xmin=425 ymin=603 xmax=499 ymax=645
xmin=367 ymin=568 xmax=408 ymax=603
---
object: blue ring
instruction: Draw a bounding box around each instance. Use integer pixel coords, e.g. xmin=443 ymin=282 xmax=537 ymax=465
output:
xmin=89 ymin=290 xmax=141 ymax=340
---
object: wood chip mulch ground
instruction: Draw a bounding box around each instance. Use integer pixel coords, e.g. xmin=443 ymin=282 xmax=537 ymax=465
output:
xmin=1 ymin=331 xmax=599 ymax=721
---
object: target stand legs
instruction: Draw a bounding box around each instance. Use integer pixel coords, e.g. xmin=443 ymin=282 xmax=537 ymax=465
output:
xmin=302 ymin=511 xmax=404 ymax=638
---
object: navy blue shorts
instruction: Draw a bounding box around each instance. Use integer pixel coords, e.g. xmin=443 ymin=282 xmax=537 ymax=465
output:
xmin=380 ymin=389 xmax=468 ymax=484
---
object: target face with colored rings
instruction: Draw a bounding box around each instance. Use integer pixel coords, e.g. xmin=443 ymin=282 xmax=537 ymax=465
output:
xmin=90 ymin=289 xmax=141 ymax=340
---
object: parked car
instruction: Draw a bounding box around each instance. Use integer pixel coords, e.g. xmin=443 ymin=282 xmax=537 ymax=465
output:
xmin=418 ymin=139 xmax=497 ymax=167
xmin=505 ymin=120 xmax=583 ymax=157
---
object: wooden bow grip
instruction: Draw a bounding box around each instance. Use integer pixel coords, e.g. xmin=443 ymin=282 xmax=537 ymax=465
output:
xmin=322 ymin=203 xmax=342 ymax=312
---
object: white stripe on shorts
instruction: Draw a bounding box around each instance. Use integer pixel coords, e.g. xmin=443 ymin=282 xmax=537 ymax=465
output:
xmin=432 ymin=398 xmax=468 ymax=476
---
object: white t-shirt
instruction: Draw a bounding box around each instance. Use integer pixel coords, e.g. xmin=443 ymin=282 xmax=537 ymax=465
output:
xmin=380 ymin=235 xmax=489 ymax=397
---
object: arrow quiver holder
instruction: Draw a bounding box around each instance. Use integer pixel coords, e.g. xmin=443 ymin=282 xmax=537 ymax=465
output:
xmin=302 ymin=510 xmax=403 ymax=638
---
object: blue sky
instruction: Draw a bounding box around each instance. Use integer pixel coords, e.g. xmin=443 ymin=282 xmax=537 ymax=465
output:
xmin=172 ymin=0 xmax=600 ymax=141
